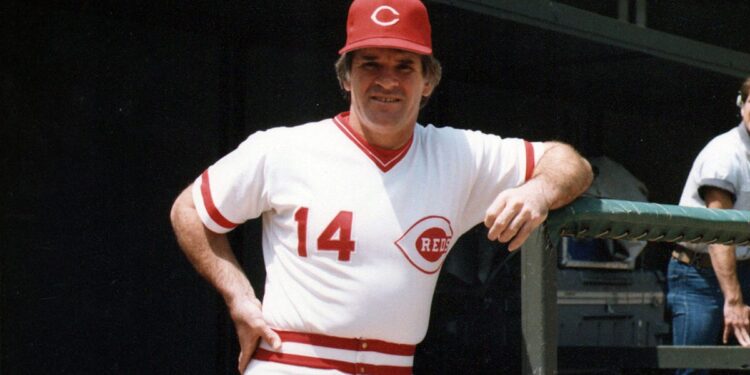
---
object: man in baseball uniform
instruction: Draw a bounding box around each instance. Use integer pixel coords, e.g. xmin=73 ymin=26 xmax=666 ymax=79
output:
xmin=667 ymin=77 xmax=750 ymax=375
xmin=170 ymin=0 xmax=593 ymax=374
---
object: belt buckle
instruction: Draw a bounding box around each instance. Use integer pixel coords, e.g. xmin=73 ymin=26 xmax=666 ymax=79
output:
xmin=674 ymin=245 xmax=708 ymax=268
xmin=688 ymin=252 xmax=701 ymax=267
xmin=689 ymin=251 xmax=709 ymax=268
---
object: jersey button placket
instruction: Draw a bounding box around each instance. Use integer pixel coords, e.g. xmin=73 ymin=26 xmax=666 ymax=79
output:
xmin=355 ymin=338 xmax=368 ymax=374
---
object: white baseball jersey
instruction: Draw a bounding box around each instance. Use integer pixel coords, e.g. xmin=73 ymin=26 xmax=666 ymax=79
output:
xmin=679 ymin=122 xmax=750 ymax=259
xmin=192 ymin=112 xmax=543 ymax=373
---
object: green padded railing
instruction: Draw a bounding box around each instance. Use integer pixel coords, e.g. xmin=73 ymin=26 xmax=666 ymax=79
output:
xmin=521 ymin=197 xmax=750 ymax=375
xmin=547 ymin=197 xmax=750 ymax=246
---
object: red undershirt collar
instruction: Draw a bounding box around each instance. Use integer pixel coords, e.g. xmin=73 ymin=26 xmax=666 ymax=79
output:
xmin=333 ymin=112 xmax=413 ymax=172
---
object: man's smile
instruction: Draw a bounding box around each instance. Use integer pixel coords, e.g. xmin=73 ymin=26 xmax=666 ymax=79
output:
xmin=371 ymin=96 xmax=401 ymax=103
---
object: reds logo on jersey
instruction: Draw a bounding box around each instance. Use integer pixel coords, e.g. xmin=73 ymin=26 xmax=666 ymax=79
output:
xmin=395 ymin=216 xmax=453 ymax=274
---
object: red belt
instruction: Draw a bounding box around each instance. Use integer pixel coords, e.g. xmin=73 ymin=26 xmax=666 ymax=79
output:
xmin=253 ymin=330 xmax=416 ymax=374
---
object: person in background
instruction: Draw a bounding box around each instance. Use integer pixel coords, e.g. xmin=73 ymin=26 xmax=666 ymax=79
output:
xmin=668 ymin=77 xmax=750 ymax=375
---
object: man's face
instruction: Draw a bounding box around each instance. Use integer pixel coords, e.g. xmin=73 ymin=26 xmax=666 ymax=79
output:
xmin=742 ymin=94 xmax=750 ymax=129
xmin=344 ymin=48 xmax=433 ymax=140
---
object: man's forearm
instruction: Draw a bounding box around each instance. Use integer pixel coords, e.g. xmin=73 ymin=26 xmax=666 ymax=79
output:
xmin=703 ymin=187 xmax=743 ymax=305
xmin=710 ymin=244 xmax=744 ymax=305
xmin=170 ymin=186 xmax=257 ymax=306
xmin=532 ymin=141 xmax=593 ymax=210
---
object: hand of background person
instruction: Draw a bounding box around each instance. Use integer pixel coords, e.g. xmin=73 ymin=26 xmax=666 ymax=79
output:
xmin=723 ymin=301 xmax=750 ymax=346
xmin=229 ymin=296 xmax=282 ymax=374
xmin=483 ymin=179 xmax=549 ymax=251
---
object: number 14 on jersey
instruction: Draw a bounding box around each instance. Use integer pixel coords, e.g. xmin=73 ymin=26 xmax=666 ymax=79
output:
xmin=294 ymin=207 xmax=355 ymax=261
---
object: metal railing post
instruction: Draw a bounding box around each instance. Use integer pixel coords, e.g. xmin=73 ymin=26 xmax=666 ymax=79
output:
xmin=521 ymin=226 xmax=558 ymax=375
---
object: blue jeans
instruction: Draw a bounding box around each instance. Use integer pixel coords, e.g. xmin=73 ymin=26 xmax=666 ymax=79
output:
xmin=666 ymin=258 xmax=750 ymax=375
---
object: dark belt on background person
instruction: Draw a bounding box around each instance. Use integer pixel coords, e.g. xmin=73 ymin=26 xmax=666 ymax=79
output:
xmin=672 ymin=244 xmax=713 ymax=269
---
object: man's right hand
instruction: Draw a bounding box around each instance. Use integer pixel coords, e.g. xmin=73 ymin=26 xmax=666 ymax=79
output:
xmin=723 ymin=301 xmax=750 ymax=346
xmin=229 ymin=296 xmax=282 ymax=374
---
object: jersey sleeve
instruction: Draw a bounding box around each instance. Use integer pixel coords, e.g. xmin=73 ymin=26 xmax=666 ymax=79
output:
xmin=459 ymin=130 xmax=545 ymax=232
xmin=191 ymin=131 xmax=273 ymax=233
xmin=693 ymin=144 xmax=740 ymax=200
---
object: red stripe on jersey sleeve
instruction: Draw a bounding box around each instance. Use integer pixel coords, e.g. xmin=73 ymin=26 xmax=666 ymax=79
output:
xmin=200 ymin=170 xmax=239 ymax=230
xmin=524 ymin=141 xmax=535 ymax=182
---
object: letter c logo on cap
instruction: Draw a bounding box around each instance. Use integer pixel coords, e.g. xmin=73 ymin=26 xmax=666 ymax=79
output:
xmin=371 ymin=5 xmax=400 ymax=26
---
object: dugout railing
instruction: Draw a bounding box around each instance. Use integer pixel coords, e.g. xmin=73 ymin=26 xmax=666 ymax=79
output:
xmin=522 ymin=197 xmax=750 ymax=374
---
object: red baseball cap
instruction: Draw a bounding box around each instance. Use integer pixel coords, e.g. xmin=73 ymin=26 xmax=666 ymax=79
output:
xmin=339 ymin=0 xmax=432 ymax=55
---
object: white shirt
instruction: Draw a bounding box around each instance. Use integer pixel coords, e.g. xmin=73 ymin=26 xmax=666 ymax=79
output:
xmin=679 ymin=122 xmax=750 ymax=259
xmin=192 ymin=113 xmax=543 ymax=344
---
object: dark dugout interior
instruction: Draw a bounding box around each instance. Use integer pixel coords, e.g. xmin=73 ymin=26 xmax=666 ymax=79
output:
xmin=3 ymin=1 xmax=749 ymax=374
